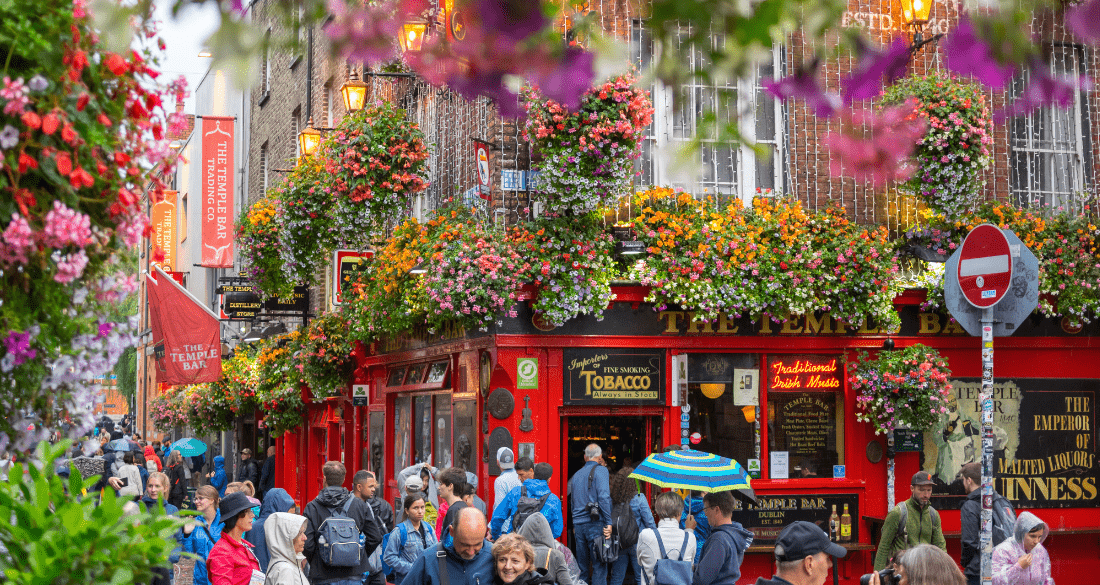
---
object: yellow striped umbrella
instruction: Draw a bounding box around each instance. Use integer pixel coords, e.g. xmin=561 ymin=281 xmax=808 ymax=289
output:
xmin=629 ymin=449 xmax=756 ymax=502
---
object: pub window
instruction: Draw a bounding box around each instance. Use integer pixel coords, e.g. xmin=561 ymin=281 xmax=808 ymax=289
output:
xmin=684 ymin=353 xmax=760 ymax=468
xmin=413 ymin=394 xmax=432 ymax=464
xmin=393 ymin=395 xmax=411 ymax=480
xmin=766 ymin=354 xmax=844 ymax=479
xmin=435 ymin=394 xmax=453 ymax=469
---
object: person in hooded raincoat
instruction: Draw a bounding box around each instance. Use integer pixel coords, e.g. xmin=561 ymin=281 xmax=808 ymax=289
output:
xmin=516 ymin=513 xmax=572 ymax=585
xmin=264 ymin=512 xmax=310 ymax=585
xmin=209 ymin=455 xmax=229 ymax=497
xmin=992 ymin=511 xmax=1055 ymax=585
xmin=247 ymin=488 xmax=297 ymax=572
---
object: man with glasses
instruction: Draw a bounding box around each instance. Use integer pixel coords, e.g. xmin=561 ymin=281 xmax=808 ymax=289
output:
xmin=691 ymin=491 xmax=753 ymax=585
xmin=236 ymin=448 xmax=259 ymax=487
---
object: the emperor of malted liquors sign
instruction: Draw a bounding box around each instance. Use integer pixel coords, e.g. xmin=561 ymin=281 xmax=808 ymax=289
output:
xmin=563 ymin=348 xmax=665 ymax=405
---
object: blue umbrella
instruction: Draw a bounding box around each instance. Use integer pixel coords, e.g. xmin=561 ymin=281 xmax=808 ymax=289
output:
xmin=106 ymin=438 xmax=141 ymax=452
xmin=169 ymin=437 xmax=208 ymax=457
xmin=629 ymin=449 xmax=756 ymax=503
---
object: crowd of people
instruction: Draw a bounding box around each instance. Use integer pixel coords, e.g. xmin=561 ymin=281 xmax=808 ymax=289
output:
xmin=36 ymin=420 xmax=1058 ymax=585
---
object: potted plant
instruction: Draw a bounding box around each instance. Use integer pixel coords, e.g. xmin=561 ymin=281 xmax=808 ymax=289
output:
xmin=849 ymin=344 xmax=953 ymax=435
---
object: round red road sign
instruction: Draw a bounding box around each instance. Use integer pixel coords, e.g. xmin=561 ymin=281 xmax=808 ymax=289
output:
xmin=957 ymin=224 xmax=1013 ymax=308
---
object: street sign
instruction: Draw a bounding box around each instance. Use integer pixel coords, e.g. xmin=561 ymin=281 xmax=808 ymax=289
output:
xmin=332 ymin=249 xmax=374 ymax=305
xmin=945 ymin=229 xmax=1039 ymax=337
xmin=956 ymin=224 xmax=1013 ymax=308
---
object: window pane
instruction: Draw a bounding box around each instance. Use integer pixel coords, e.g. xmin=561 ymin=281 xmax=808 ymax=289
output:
xmin=394 ymin=396 xmax=411 ymax=478
xmin=413 ymin=395 xmax=432 ymax=464
xmin=435 ymin=394 xmax=453 ymax=469
xmin=765 ymin=355 xmax=845 ymax=479
xmin=685 ymin=354 xmax=759 ymax=466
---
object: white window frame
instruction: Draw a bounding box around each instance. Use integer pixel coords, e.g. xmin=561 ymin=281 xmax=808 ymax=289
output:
xmin=1010 ymin=43 xmax=1093 ymax=211
xmin=631 ymin=20 xmax=787 ymax=204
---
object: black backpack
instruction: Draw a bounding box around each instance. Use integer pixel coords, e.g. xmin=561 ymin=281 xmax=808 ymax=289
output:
xmin=612 ymin=501 xmax=639 ymax=549
xmin=514 ymin=485 xmax=550 ymax=531
xmin=991 ymin=494 xmax=1016 ymax=546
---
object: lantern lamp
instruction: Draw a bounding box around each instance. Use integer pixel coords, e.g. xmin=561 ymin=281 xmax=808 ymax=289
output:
xmin=297 ymin=117 xmax=323 ymax=158
xmin=340 ymin=69 xmax=369 ymax=113
xmin=399 ymin=19 xmax=428 ymax=53
xmin=899 ymin=0 xmax=932 ymax=26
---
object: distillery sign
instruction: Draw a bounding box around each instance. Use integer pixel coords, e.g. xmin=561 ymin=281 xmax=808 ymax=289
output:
xmin=564 ymin=348 xmax=665 ymax=405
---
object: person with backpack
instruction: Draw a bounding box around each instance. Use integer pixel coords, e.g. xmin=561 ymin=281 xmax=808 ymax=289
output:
xmin=754 ymin=521 xmax=847 ymax=585
xmin=516 ymin=513 xmax=573 ymax=585
xmin=609 ymin=468 xmax=655 ymax=585
xmin=303 ymin=461 xmax=383 ymax=585
xmin=638 ymin=491 xmax=696 ymax=585
xmin=383 ymin=493 xmax=440 ymax=585
xmin=873 ymin=471 xmax=947 ymax=571
xmin=691 ymin=491 xmax=752 ymax=585
xmin=491 ymin=462 xmax=564 ymax=540
xmin=959 ymin=462 xmax=1015 ymax=585
xmin=569 ymin=444 xmax=613 ymax=585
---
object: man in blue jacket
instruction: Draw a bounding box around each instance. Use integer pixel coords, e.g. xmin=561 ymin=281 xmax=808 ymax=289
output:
xmin=402 ymin=507 xmax=494 ymax=585
xmin=692 ymin=491 xmax=753 ymax=585
xmin=490 ymin=462 xmax=564 ymax=539
xmin=569 ymin=444 xmax=613 ymax=585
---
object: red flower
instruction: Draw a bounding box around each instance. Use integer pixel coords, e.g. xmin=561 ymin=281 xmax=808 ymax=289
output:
xmin=21 ymin=111 xmax=41 ymax=130
xmin=76 ymin=93 xmax=89 ymax=111
xmin=56 ymin=152 xmax=72 ymax=176
xmin=42 ymin=113 xmax=60 ymax=135
xmin=70 ymin=166 xmax=94 ymax=188
xmin=18 ymin=151 xmax=38 ymax=172
xmin=104 ymin=52 xmax=128 ymax=75
xmin=61 ymin=124 xmax=78 ymax=145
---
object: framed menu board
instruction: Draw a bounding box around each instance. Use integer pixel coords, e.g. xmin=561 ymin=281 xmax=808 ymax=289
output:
xmin=767 ymin=355 xmax=844 ymax=479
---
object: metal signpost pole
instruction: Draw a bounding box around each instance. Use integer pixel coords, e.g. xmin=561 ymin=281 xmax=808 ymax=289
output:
xmin=980 ymin=308 xmax=994 ymax=585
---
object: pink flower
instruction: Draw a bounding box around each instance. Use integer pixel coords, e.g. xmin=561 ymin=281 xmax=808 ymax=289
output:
xmin=42 ymin=200 xmax=93 ymax=248
xmin=52 ymin=249 xmax=89 ymax=283
xmin=0 ymin=213 xmax=36 ymax=266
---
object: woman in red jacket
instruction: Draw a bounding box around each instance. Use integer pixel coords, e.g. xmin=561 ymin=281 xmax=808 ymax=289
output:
xmin=208 ymin=492 xmax=263 ymax=585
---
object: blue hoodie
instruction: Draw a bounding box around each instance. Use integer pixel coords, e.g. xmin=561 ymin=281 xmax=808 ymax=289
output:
xmin=209 ymin=456 xmax=228 ymax=497
xmin=245 ymin=488 xmax=295 ymax=571
xmin=401 ymin=537 xmax=494 ymax=585
xmin=181 ymin=507 xmax=223 ymax=585
xmin=490 ymin=478 xmax=564 ymax=539
xmin=691 ymin=522 xmax=753 ymax=585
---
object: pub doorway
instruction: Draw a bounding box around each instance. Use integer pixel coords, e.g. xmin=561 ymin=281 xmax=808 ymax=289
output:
xmin=561 ymin=415 xmax=663 ymax=560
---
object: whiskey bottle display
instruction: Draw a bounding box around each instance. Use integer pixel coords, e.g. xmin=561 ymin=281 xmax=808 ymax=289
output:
xmin=840 ymin=503 xmax=852 ymax=542
xmin=829 ymin=505 xmax=840 ymax=541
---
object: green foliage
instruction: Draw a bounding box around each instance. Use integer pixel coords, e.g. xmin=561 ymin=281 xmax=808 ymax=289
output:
xmin=0 ymin=441 xmax=184 ymax=584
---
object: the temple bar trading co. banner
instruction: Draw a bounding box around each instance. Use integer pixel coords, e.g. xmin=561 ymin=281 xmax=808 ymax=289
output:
xmin=201 ymin=116 xmax=234 ymax=268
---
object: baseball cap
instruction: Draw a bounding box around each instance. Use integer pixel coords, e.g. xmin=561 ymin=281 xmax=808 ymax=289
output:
xmin=774 ymin=521 xmax=847 ymax=561
xmin=405 ymin=476 xmax=424 ymax=490
xmin=465 ymin=471 xmax=479 ymax=489
xmin=241 ymin=448 xmax=252 ymax=455
xmin=911 ymin=471 xmax=935 ymax=486
xmin=497 ymin=447 xmax=515 ymax=470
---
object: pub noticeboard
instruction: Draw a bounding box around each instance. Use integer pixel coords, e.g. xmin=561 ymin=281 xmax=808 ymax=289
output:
xmin=564 ymin=348 xmax=665 ymax=405
xmin=766 ymin=355 xmax=844 ymax=478
xmin=734 ymin=493 xmax=860 ymax=544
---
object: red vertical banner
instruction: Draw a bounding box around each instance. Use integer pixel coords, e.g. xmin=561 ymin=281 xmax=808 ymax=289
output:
xmin=151 ymin=190 xmax=177 ymax=271
xmin=201 ymin=116 xmax=235 ymax=267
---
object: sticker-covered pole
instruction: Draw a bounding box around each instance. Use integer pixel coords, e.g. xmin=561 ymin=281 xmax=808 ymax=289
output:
xmin=980 ymin=309 xmax=995 ymax=584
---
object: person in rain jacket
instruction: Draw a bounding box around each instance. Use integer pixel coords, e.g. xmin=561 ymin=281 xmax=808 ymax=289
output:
xmin=401 ymin=507 xmax=495 ymax=585
xmin=491 ymin=469 xmax=564 ymax=540
xmin=182 ymin=485 xmax=225 ymax=585
xmin=691 ymin=492 xmax=752 ymax=585
xmin=680 ymin=493 xmax=711 ymax=563
xmin=385 ymin=493 xmax=440 ymax=585
xmin=264 ymin=512 xmax=310 ymax=585
xmin=992 ymin=511 xmax=1054 ymax=585
xmin=209 ymin=455 xmax=229 ymax=497
xmin=516 ymin=513 xmax=572 ymax=585
xmin=246 ymin=488 xmax=297 ymax=573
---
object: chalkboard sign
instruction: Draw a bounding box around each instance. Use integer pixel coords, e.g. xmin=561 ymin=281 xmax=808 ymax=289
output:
xmin=894 ymin=429 xmax=924 ymax=452
xmin=767 ymin=391 xmax=842 ymax=478
xmin=733 ymin=493 xmax=860 ymax=545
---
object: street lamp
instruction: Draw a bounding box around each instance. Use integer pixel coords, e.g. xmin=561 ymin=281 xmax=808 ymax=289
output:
xmin=297 ymin=117 xmax=323 ymax=157
xmin=340 ymin=69 xmax=369 ymax=113
xmin=399 ymin=19 xmax=429 ymax=53
xmin=898 ymin=0 xmax=940 ymax=52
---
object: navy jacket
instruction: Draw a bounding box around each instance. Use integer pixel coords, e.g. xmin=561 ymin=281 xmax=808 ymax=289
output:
xmin=568 ymin=461 xmax=611 ymax=526
xmin=401 ymin=538 xmax=495 ymax=585
xmin=691 ymin=522 xmax=753 ymax=585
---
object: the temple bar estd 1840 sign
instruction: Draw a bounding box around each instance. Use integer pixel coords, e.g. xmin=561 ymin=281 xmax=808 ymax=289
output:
xmin=563 ymin=348 xmax=665 ymax=405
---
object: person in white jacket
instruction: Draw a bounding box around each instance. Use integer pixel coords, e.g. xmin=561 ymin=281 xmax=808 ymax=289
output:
xmin=265 ymin=512 xmax=309 ymax=585
xmin=637 ymin=492 xmax=696 ymax=585
xmin=113 ymin=452 xmax=144 ymax=497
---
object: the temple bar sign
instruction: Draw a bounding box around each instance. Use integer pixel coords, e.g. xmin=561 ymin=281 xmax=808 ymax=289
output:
xmin=564 ymin=348 xmax=665 ymax=405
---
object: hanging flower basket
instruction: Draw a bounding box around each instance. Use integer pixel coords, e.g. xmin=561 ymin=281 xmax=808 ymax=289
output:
xmin=849 ymin=343 xmax=953 ymax=435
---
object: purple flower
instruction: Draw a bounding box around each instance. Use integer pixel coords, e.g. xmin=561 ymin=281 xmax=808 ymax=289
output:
xmin=1066 ymin=0 xmax=1100 ymax=45
xmin=0 ymin=125 xmax=17 ymax=149
xmin=762 ymin=64 xmax=841 ymax=117
xmin=842 ymin=37 xmax=912 ymax=104
xmin=4 ymin=329 xmax=37 ymax=366
xmin=942 ymin=18 xmax=1017 ymax=90
xmin=997 ymin=58 xmax=1094 ymax=120
xmin=27 ymin=75 xmax=48 ymax=92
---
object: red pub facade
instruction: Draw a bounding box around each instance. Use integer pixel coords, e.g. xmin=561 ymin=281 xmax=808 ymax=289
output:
xmin=271 ymin=286 xmax=1100 ymax=584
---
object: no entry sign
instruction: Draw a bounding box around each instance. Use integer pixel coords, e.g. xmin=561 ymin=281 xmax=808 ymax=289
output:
xmin=957 ymin=224 xmax=1013 ymax=308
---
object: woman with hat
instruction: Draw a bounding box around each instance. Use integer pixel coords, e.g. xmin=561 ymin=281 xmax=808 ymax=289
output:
xmin=208 ymin=491 xmax=263 ymax=585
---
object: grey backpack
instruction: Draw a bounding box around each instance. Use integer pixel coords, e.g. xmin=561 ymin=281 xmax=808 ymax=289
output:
xmin=643 ymin=531 xmax=692 ymax=585
xmin=318 ymin=497 xmax=361 ymax=567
